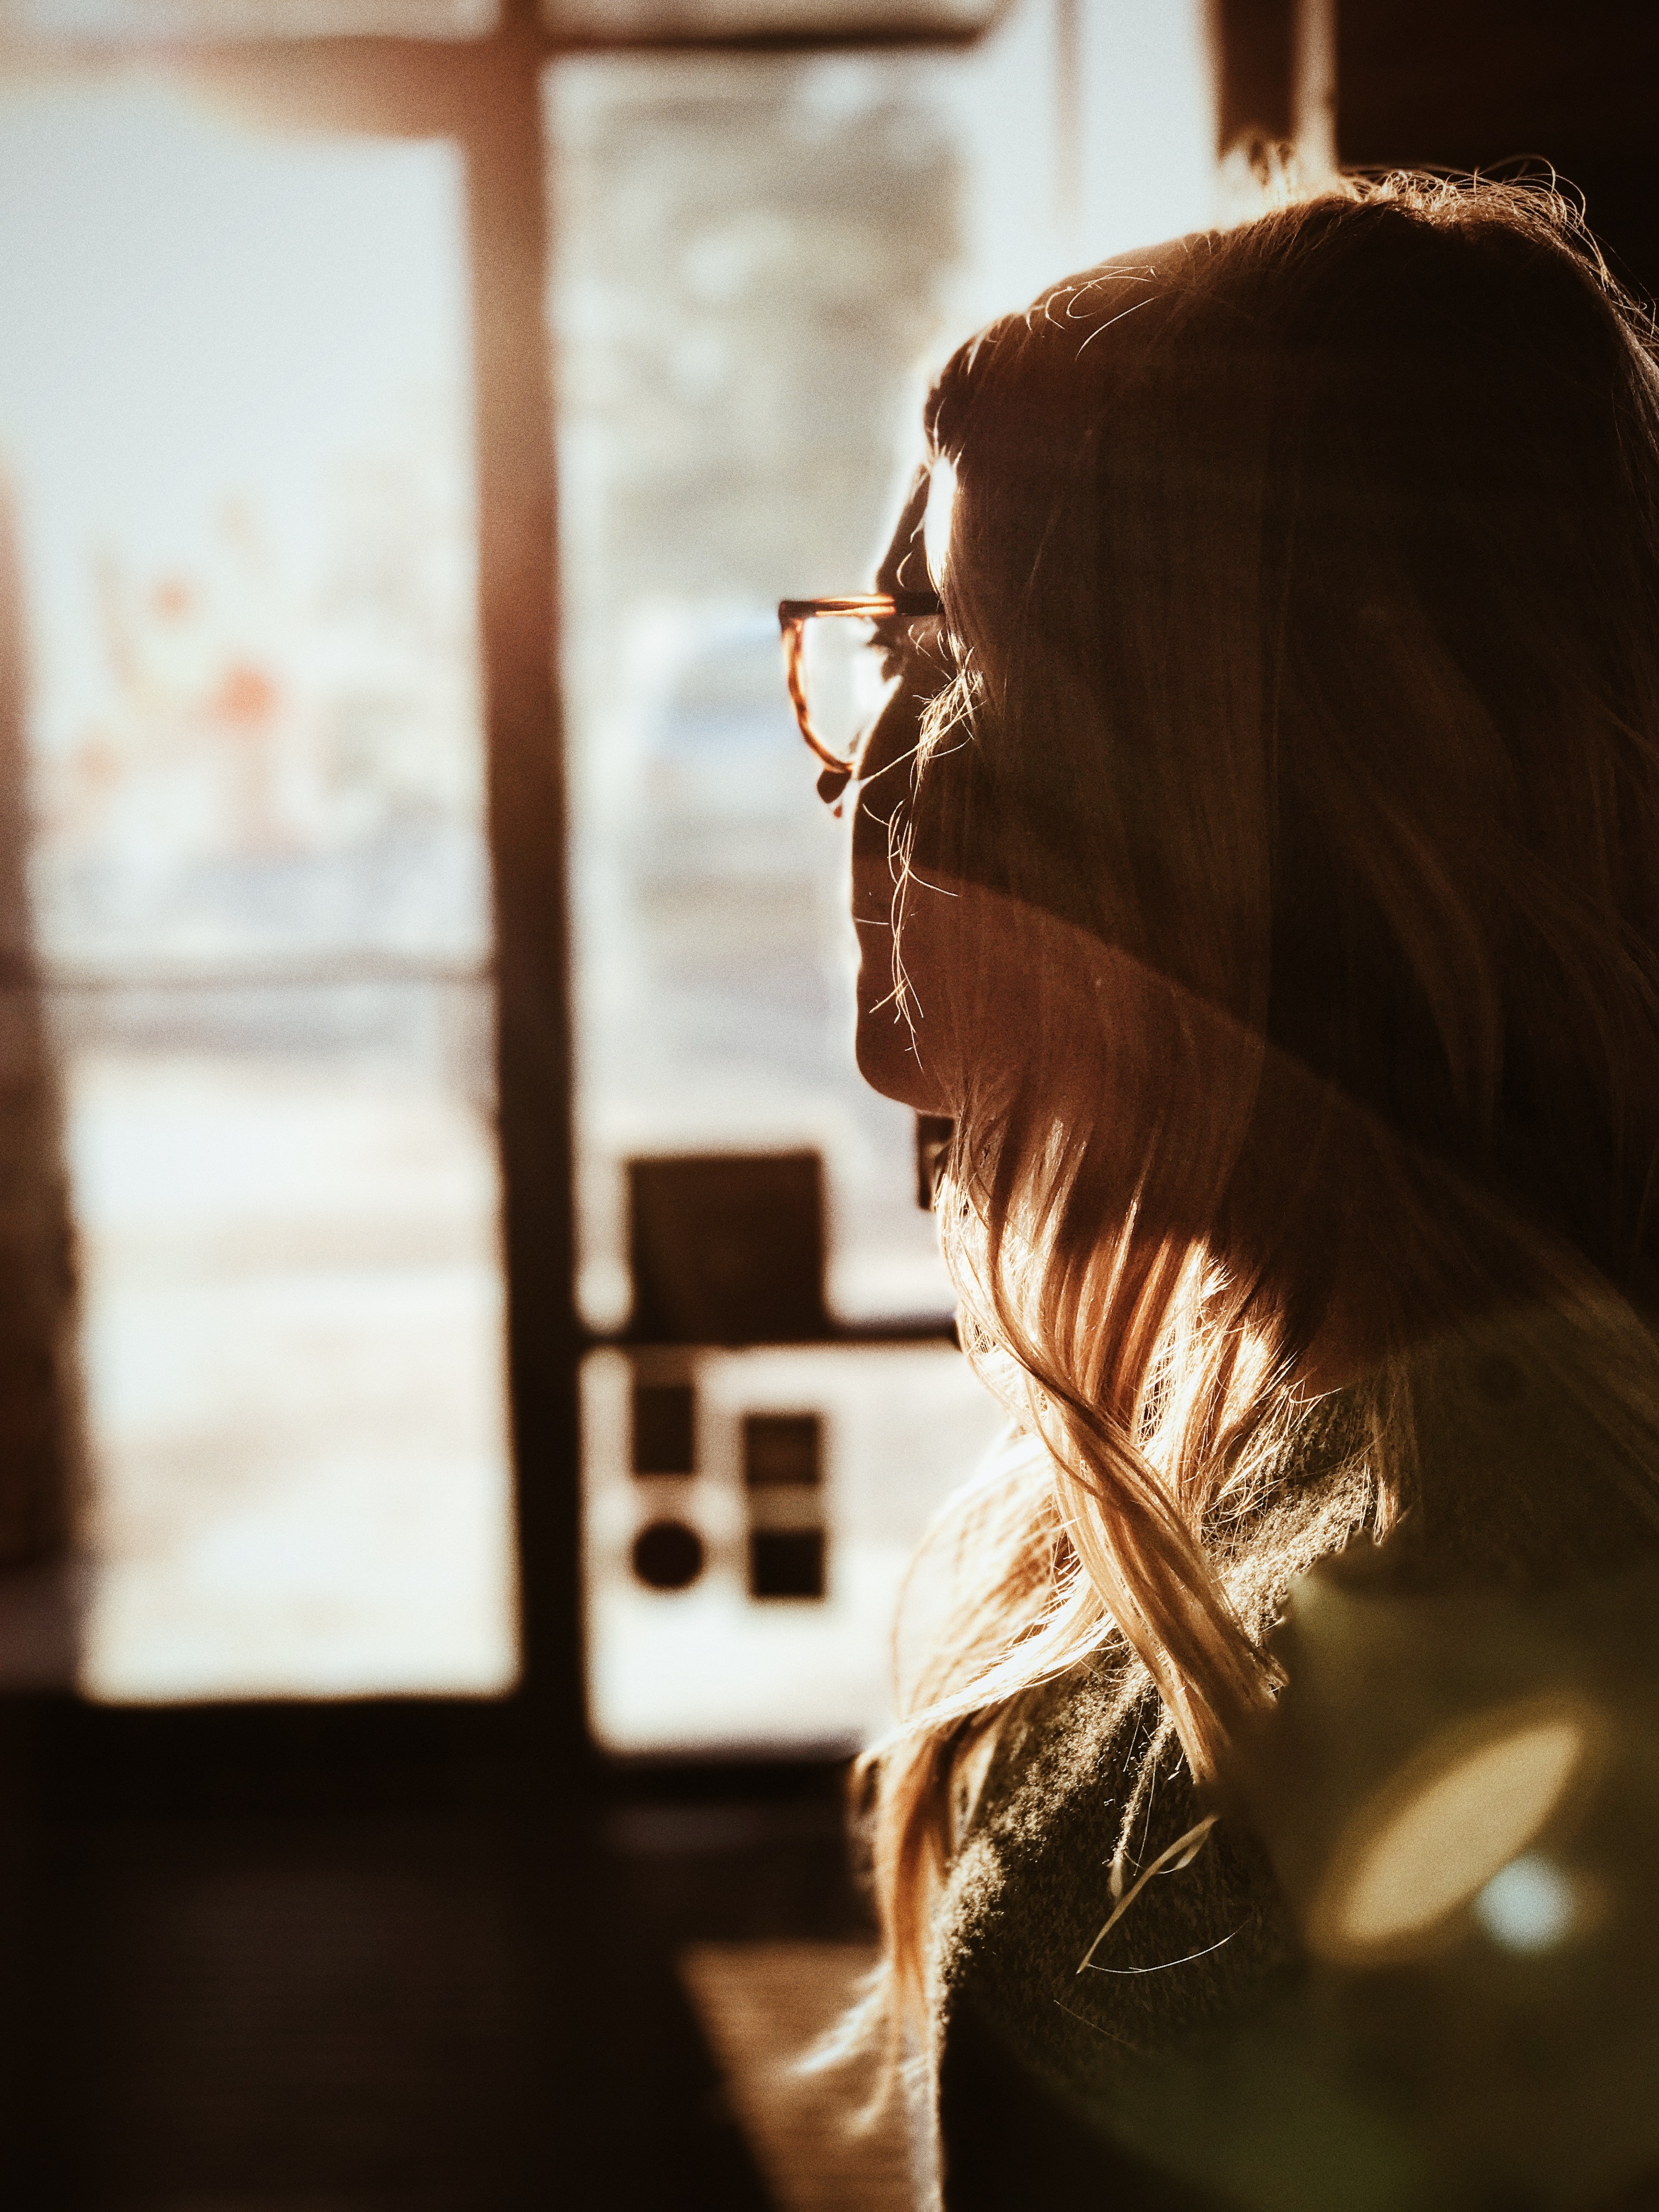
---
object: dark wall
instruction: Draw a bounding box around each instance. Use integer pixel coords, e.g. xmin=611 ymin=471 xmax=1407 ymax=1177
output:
xmin=1339 ymin=1 xmax=1659 ymax=303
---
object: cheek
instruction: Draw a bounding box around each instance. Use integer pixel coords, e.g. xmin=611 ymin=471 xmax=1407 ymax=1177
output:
xmin=847 ymin=715 xmax=915 ymax=1006
xmin=850 ymin=831 xmax=941 ymax=1109
xmin=845 ymin=695 xmax=964 ymax=1111
xmin=849 ymin=823 xmax=961 ymax=1113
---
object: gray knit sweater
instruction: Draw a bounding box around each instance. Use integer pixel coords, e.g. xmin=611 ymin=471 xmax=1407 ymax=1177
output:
xmin=930 ymin=1334 xmax=1659 ymax=2210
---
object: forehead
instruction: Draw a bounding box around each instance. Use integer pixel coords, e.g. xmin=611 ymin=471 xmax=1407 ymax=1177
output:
xmin=875 ymin=462 xmax=953 ymax=592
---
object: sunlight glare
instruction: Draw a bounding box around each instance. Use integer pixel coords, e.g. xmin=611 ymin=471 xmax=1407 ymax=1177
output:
xmin=1312 ymin=1705 xmax=1591 ymax=1959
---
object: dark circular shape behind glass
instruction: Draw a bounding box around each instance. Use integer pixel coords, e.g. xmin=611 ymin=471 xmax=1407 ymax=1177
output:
xmin=631 ymin=1517 xmax=704 ymax=1592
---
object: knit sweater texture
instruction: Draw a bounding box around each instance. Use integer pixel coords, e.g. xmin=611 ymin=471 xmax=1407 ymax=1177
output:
xmin=928 ymin=1322 xmax=1659 ymax=2209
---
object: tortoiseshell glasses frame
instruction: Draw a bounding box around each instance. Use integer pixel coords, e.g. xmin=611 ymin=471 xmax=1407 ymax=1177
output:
xmin=778 ymin=590 xmax=944 ymax=803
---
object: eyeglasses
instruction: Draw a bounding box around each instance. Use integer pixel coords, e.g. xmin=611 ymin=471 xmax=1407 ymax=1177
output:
xmin=777 ymin=591 xmax=945 ymax=804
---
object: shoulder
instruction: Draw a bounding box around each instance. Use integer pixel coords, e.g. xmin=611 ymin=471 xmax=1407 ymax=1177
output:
xmin=933 ymin=1400 xmax=1380 ymax=2113
xmin=935 ymin=1649 xmax=1297 ymax=2119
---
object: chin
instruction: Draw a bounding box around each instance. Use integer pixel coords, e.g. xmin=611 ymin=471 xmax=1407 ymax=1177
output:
xmin=854 ymin=1011 xmax=951 ymax=1113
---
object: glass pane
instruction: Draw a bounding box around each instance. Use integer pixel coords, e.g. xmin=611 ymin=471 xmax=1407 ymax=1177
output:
xmin=0 ymin=81 xmax=516 ymax=1700
xmin=553 ymin=1 xmax=1217 ymax=1752
xmin=5 ymin=0 xmax=495 ymax=36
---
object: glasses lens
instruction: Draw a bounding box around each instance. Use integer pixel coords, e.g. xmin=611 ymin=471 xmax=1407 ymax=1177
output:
xmin=798 ymin=615 xmax=904 ymax=765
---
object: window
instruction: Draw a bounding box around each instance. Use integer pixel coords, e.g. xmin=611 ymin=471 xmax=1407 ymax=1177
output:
xmin=0 ymin=80 xmax=514 ymax=1698
xmin=0 ymin=0 xmax=1218 ymax=1746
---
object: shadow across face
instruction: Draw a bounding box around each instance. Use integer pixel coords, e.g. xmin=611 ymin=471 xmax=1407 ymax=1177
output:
xmin=849 ymin=469 xmax=960 ymax=1112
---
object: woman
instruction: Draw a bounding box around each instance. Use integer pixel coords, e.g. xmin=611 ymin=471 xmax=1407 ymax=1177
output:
xmin=791 ymin=174 xmax=1659 ymax=2207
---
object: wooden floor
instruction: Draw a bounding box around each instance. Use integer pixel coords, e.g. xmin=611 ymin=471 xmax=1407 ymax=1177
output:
xmin=680 ymin=1942 xmax=913 ymax=2212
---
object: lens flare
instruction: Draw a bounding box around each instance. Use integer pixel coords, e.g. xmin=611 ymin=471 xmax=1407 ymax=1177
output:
xmin=1309 ymin=1700 xmax=1593 ymax=1960
xmin=1474 ymin=1853 xmax=1577 ymax=1953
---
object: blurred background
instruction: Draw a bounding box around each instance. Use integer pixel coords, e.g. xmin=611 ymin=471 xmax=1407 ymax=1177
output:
xmin=0 ymin=0 xmax=1653 ymax=2203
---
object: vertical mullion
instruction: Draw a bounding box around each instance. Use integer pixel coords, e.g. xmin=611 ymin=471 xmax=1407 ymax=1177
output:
xmin=460 ymin=13 xmax=583 ymax=1758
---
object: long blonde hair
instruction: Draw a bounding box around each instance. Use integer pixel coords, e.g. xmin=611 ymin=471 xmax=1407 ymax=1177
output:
xmin=857 ymin=174 xmax=1659 ymax=2058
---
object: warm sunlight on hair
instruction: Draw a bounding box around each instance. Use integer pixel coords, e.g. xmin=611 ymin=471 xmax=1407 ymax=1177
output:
xmin=923 ymin=455 xmax=957 ymax=590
